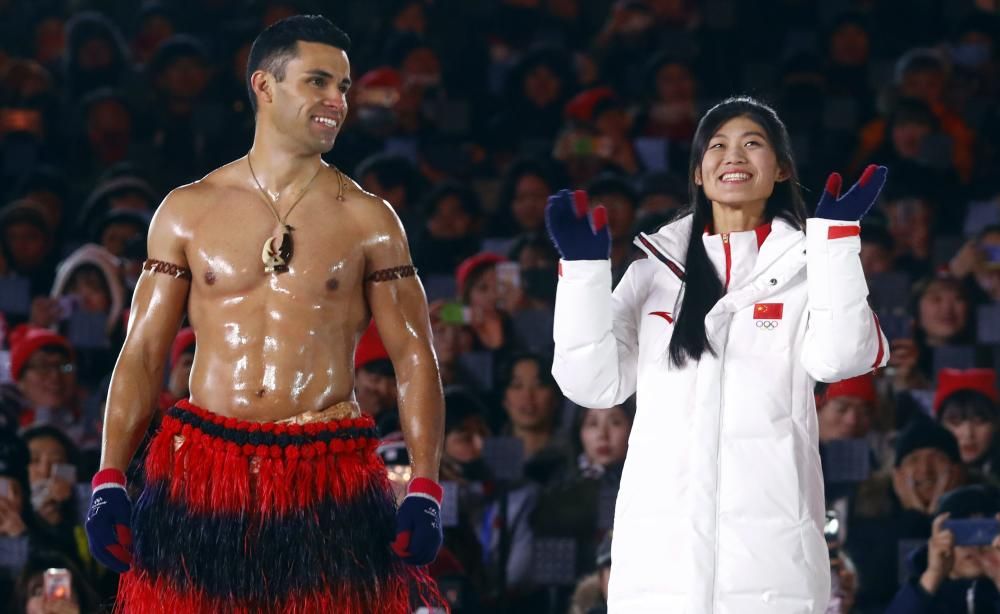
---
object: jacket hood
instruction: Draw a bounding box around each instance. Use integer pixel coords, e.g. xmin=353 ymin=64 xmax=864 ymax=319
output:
xmin=50 ymin=243 xmax=124 ymax=335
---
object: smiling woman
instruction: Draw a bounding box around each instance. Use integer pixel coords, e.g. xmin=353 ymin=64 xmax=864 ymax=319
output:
xmin=547 ymin=95 xmax=890 ymax=613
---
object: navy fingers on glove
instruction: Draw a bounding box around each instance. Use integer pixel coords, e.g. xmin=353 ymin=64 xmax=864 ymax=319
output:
xmin=814 ymin=164 xmax=888 ymax=222
xmin=85 ymin=468 xmax=133 ymax=573
xmin=545 ymin=189 xmax=611 ymax=261
xmin=391 ymin=477 xmax=443 ymax=566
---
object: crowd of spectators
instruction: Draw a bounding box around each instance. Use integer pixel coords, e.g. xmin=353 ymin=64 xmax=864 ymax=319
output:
xmin=1 ymin=0 xmax=1000 ymax=612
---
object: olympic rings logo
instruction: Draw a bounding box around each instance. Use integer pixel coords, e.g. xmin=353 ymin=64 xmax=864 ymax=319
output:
xmin=755 ymin=320 xmax=779 ymax=330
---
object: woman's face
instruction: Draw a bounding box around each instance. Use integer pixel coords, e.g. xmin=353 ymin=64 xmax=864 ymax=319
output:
xmin=818 ymin=397 xmax=872 ymax=441
xmin=467 ymin=267 xmax=498 ymax=312
xmin=67 ymin=268 xmax=112 ymax=314
xmin=941 ymin=411 xmax=996 ymax=464
xmin=890 ymin=120 xmax=932 ymax=160
xmin=28 ymin=436 xmax=68 ymax=487
xmin=511 ymin=174 xmax=550 ymax=232
xmin=655 ymin=62 xmax=695 ymax=104
xmin=503 ymin=359 xmax=557 ymax=431
xmin=580 ymin=407 xmax=631 ymax=467
xmin=695 ymin=116 xmax=784 ymax=212
xmin=444 ymin=416 xmax=489 ymax=464
xmin=917 ymin=281 xmax=968 ymax=343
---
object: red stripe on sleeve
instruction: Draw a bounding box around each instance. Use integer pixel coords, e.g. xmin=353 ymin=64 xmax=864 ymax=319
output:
xmin=871 ymin=311 xmax=885 ymax=369
xmin=828 ymin=226 xmax=860 ymax=240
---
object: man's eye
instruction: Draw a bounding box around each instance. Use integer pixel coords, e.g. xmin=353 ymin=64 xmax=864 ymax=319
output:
xmin=311 ymin=78 xmax=325 ymax=86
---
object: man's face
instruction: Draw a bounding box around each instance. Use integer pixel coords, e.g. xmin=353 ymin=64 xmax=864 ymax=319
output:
xmin=100 ymin=220 xmax=143 ymax=257
xmin=893 ymin=448 xmax=959 ymax=508
xmin=818 ymin=396 xmax=872 ymax=441
xmin=860 ymin=241 xmax=893 ymax=277
xmin=261 ymin=41 xmax=351 ymax=154
xmin=901 ymin=68 xmax=946 ymax=104
xmin=17 ymin=349 xmax=76 ymax=411
xmin=159 ymin=56 xmax=209 ymax=101
xmin=86 ymin=99 xmax=132 ymax=162
xmin=167 ymin=352 xmax=194 ymax=398
xmin=355 ymin=367 xmax=396 ymax=416
xmin=3 ymin=221 xmax=50 ymax=269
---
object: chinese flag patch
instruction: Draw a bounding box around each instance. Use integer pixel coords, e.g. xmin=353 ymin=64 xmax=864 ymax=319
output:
xmin=753 ymin=303 xmax=783 ymax=320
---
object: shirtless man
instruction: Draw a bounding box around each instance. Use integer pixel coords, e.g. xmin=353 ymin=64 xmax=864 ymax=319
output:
xmin=84 ymin=16 xmax=445 ymax=613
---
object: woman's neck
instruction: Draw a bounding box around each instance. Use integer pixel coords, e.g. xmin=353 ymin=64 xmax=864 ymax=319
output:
xmin=710 ymin=200 xmax=767 ymax=234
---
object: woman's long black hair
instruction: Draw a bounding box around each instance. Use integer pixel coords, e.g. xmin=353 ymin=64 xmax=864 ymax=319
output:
xmin=668 ymin=96 xmax=808 ymax=368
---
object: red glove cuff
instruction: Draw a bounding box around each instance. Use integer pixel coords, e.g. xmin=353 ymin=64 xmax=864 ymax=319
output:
xmin=406 ymin=477 xmax=443 ymax=505
xmin=92 ymin=468 xmax=127 ymax=490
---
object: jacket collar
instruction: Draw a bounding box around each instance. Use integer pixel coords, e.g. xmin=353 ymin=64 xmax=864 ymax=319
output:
xmin=634 ymin=213 xmax=805 ymax=283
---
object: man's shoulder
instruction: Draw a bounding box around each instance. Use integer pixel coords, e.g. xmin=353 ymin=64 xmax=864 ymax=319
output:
xmin=158 ymin=161 xmax=244 ymax=214
xmin=334 ymin=169 xmax=403 ymax=233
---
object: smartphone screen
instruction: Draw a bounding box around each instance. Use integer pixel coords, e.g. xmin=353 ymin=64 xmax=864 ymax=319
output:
xmin=43 ymin=568 xmax=72 ymax=601
xmin=51 ymin=463 xmax=77 ymax=484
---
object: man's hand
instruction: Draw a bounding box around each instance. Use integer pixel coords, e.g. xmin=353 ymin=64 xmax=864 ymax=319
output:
xmin=391 ymin=477 xmax=443 ymax=566
xmin=814 ymin=164 xmax=888 ymax=222
xmin=84 ymin=469 xmax=133 ymax=573
xmin=920 ymin=513 xmax=954 ymax=594
xmin=545 ymin=189 xmax=610 ymax=261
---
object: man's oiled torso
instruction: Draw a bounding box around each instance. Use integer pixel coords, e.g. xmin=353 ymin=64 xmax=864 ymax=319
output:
xmin=179 ymin=162 xmax=376 ymax=421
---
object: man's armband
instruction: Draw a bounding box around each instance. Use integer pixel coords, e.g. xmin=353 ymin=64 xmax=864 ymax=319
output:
xmin=143 ymin=259 xmax=192 ymax=281
xmin=365 ymin=265 xmax=417 ymax=283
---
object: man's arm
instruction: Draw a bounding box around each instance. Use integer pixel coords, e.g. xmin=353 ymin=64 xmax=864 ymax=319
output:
xmin=363 ymin=196 xmax=443 ymax=482
xmin=100 ymin=190 xmax=191 ymax=471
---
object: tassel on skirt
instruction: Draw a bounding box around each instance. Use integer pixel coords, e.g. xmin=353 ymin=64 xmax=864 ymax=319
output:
xmin=116 ymin=399 xmax=444 ymax=613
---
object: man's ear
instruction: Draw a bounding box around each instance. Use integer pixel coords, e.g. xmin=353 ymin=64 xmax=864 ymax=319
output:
xmin=251 ymin=70 xmax=273 ymax=106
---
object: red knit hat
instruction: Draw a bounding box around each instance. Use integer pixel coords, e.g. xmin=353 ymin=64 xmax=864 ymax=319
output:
xmin=169 ymin=327 xmax=196 ymax=368
xmin=8 ymin=325 xmax=73 ymax=381
xmin=358 ymin=67 xmax=402 ymax=90
xmin=354 ymin=320 xmax=390 ymax=370
xmin=934 ymin=369 xmax=999 ymax=415
xmin=823 ymin=374 xmax=877 ymax=405
xmin=564 ymin=86 xmax=618 ymax=124
xmin=455 ymin=252 xmax=505 ymax=297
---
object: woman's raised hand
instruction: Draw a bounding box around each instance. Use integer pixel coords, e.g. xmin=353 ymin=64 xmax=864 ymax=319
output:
xmin=814 ymin=164 xmax=888 ymax=222
xmin=544 ymin=189 xmax=611 ymax=261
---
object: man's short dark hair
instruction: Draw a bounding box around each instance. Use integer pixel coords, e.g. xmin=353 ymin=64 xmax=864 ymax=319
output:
xmin=245 ymin=15 xmax=351 ymax=114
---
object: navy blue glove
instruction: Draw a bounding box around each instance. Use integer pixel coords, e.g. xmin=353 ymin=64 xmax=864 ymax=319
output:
xmin=85 ymin=468 xmax=133 ymax=573
xmin=814 ymin=164 xmax=888 ymax=221
xmin=545 ymin=189 xmax=611 ymax=261
xmin=391 ymin=477 xmax=443 ymax=565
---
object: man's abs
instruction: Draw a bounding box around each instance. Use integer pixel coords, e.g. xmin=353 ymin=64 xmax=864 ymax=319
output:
xmin=185 ymin=305 xmax=365 ymax=422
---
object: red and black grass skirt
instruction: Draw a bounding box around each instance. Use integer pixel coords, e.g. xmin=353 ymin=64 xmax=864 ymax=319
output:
xmin=116 ymin=399 xmax=444 ymax=613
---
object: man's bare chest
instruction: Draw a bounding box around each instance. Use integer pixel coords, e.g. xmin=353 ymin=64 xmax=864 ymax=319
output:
xmin=185 ymin=203 xmax=367 ymax=299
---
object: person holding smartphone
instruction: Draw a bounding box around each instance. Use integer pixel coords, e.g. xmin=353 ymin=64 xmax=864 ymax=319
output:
xmin=886 ymin=484 xmax=1000 ymax=613
xmin=548 ymin=96 xmax=889 ymax=613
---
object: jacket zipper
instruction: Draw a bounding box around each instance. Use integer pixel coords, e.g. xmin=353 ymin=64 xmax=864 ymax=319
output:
xmin=711 ymin=325 xmax=728 ymax=613
xmin=722 ymin=233 xmax=732 ymax=291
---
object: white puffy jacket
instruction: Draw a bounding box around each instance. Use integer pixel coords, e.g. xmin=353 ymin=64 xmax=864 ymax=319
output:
xmin=552 ymin=215 xmax=888 ymax=614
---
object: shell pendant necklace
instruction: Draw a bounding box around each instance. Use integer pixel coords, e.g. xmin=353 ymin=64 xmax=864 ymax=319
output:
xmin=247 ymin=155 xmax=343 ymax=273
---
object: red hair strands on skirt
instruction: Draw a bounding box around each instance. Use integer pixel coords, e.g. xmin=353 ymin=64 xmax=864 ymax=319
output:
xmin=118 ymin=400 xmax=446 ymax=613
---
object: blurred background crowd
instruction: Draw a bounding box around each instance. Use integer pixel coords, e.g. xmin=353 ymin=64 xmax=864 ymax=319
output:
xmin=0 ymin=0 xmax=1000 ymax=612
